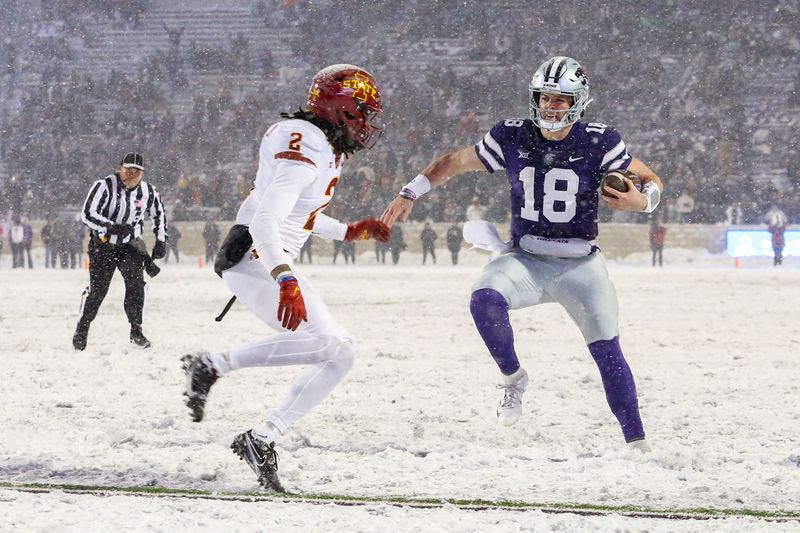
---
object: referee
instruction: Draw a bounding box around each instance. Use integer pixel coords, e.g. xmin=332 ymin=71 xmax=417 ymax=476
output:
xmin=72 ymin=152 xmax=168 ymax=350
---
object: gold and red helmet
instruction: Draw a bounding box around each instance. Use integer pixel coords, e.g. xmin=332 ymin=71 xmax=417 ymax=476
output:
xmin=307 ymin=64 xmax=383 ymax=150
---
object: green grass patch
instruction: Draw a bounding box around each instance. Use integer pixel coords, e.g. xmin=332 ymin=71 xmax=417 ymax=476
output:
xmin=1 ymin=481 xmax=797 ymax=521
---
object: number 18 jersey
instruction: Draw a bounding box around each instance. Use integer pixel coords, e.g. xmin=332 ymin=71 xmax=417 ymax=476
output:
xmin=475 ymin=119 xmax=631 ymax=243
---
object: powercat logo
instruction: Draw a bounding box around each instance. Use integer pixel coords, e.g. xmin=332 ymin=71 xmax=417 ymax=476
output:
xmin=343 ymin=73 xmax=378 ymax=103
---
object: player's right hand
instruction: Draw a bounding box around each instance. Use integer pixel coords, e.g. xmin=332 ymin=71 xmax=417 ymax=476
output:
xmin=381 ymin=197 xmax=414 ymax=228
xmin=277 ymin=277 xmax=307 ymax=331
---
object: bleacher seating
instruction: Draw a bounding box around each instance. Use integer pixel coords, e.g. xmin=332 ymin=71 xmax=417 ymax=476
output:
xmin=1 ymin=0 xmax=798 ymax=224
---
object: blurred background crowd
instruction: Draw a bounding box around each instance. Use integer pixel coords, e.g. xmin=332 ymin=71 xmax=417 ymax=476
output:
xmin=1 ymin=0 xmax=798 ymax=235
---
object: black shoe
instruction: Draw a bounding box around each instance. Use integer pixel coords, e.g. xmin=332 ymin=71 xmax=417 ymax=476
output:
xmin=130 ymin=325 xmax=151 ymax=348
xmin=72 ymin=325 xmax=89 ymax=351
xmin=231 ymin=430 xmax=285 ymax=493
xmin=181 ymin=353 xmax=219 ymax=422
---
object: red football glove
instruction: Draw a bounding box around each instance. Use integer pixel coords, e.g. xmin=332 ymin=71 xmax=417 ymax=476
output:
xmin=345 ymin=218 xmax=391 ymax=243
xmin=277 ymin=278 xmax=307 ymax=331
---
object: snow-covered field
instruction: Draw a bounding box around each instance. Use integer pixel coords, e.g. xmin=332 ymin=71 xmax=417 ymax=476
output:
xmin=1 ymin=247 xmax=799 ymax=532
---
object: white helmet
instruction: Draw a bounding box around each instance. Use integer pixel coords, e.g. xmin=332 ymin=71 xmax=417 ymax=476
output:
xmin=529 ymin=56 xmax=592 ymax=131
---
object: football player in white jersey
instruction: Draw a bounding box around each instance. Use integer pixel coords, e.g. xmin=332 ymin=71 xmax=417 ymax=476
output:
xmin=182 ymin=64 xmax=390 ymax=492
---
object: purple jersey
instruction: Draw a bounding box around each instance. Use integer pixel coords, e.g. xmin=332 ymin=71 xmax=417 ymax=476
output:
xmin=475 ymin=119 xmax=631 ymax=243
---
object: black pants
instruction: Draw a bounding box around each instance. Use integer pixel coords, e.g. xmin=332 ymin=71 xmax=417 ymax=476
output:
xmin=205 ymin=243 xmax=217 ymax=265
xmin=651 ymin=245 xmax=663 ymax=267
xmin=773 ymin=245 xmax=784 ymax=266
xmin=79 ymin=237 xmax=146 ymax=327
xmin=422 ymin=244 xmax=436 ymax=264
xmin=165 ymin=241 xmax=180 ymax=263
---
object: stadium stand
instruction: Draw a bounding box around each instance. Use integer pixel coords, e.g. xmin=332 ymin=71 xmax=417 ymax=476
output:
xmin=1 ymin=0 xmax=798 ymax=226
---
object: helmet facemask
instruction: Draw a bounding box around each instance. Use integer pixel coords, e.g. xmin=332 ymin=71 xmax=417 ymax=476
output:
xmin=338 ymin=100 xmax=383 ymax=150
xmin=529 ymin=56 xmax=592 ymax=132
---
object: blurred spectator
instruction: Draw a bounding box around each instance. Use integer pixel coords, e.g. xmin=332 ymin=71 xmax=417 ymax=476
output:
xmin=165 ymin=224 xmax=182 ymax=263
xmin=202 ymin=219 xmax=220 ymax=266
xmin=70 ymin=216 xmax=85 ymax=269
xmin=648 ymin=218 xmax=667 ymax=267
xmin=51 ymin=217 xmax=71 ymax=268
xmin=41 ymin=217 xmax=55 ymax=268
xmin=420 ymin=221 xmax=437 ymax=265
xmin=466 ymin=196 xmax=487 ymax=221
xmin=332 ymin=240 xmax=344 ymax=264
xmin=9 ymin=215 xmax=24 ymax=268
xmin=374 ymin=238 xmax=388 ymax=264
xmin=389 ymin=224 xmax=405 ymax=265
xmin=163 ymin=23 xmax=186 ymax=49
xmin=21 ymin=216 xmax=33 ymax=268
xmin=725 ymin=199 xmax=745 ymax=225
xmin=446 ymin=223 xmax=462 ymax=265
xmin=298 ymin=237 xmax=312 ymax=264
xmin=342 ymin=241 xmax=356 ymax=264
xmin=675 ymin=190 xmax=695 ymax=223
xmin=764 ymin=205 xmax=788 ymax=266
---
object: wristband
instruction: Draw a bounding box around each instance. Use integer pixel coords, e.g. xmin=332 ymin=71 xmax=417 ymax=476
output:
xmin=275 ymin=270 xmax=295 ymax=282
xmin=640 ymin=181 xmax=661 ymax=213
xmin=398 ymin=174 xmax=431 ymax=201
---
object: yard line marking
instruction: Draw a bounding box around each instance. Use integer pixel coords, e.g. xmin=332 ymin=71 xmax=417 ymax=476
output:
xmin=2 ymin=482 xmax=798 ymax=522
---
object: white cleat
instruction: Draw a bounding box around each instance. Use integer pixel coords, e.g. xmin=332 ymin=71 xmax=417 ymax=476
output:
xmin=496 ymin=368 xmax=528 ymax=426
xmin=628 ymin=439 xmax=652 ymax=453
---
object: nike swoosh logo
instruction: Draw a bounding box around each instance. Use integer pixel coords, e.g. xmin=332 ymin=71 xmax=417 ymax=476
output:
xmin=568 ymin=156 xmax=584 ymax=162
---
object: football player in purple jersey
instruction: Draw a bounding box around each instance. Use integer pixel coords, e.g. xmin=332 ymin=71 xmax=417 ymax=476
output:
xmin=382 ymin=56 xmax=663 ymax=450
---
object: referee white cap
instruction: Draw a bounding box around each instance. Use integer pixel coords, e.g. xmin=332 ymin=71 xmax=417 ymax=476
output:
xmin=121 ymin=152 xmax=145 ymax=171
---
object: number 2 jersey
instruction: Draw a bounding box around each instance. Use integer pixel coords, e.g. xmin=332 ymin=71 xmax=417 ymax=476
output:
xmin=475 ymin=119 xmax=631 ymax=244
xmin=236 ymin=118 xmax=343 ymax=270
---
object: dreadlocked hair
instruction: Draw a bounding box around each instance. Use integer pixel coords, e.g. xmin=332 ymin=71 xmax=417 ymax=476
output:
xmin=279 ymin=109 xmax=361 ymax=156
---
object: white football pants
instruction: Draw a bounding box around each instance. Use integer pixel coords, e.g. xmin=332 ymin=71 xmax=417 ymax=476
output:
xmin=214 ymin=255 xmax=354 ymax=441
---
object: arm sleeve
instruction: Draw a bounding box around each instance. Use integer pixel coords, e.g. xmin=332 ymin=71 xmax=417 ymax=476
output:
xmin=80 ymin=179 xmax=113 ymax=233
xmin=311 ymin=212 xmax=347 ymax=241
xmin=249 ymin=160 xmax=317 ymax=273
xmin=148 ymin=184 xmax=168 ymax=241
xmin=598 ymin=128 xmax=631 ymax=173
xmin=474 ymin=122 xmax=509 ymax=173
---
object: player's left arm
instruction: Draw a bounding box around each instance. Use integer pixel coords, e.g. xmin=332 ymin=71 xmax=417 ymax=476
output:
xmin=250 ymin=160 xmax=316 ymax=276
xmin=147 ymin=183 xmax=168 ymax=243
xmin=604 ymin=158 xmax=664 ymax=212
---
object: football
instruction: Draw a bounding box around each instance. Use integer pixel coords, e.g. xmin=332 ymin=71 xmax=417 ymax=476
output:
xmin=602 ymin=169 xmax=642 ymax=197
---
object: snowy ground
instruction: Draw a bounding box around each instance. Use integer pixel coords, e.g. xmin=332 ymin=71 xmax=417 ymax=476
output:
xmin=1 ymin=247 xmax=799 ymax=532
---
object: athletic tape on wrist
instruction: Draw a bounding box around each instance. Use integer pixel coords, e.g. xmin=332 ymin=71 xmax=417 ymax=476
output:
xmin=641 ymin=181 xmax=661 ymax=213
xmin=398 ymin=174 xmax=431 ymax=201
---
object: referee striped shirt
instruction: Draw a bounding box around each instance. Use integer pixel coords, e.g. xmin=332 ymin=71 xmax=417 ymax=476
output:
xmin=81 ymin=173 xmax=168 ymax=244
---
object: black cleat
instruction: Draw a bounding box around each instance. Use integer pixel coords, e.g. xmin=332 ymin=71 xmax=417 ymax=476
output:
xmin=72 ymin=327 xmax=88 ymax=351
xmin=181 ymin=352 xmax=219 ymax=422
xmin=130 ymin=325 xmax=151 ymax=348
xmin=231 ymin=430 xmax=285 ymax=493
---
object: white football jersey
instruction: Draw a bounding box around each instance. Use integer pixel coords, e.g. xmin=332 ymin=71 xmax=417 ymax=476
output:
xmin=237 ymin=119 xmax=342 ymax=259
